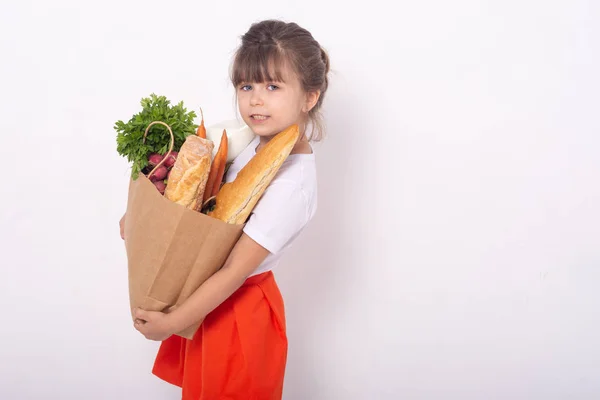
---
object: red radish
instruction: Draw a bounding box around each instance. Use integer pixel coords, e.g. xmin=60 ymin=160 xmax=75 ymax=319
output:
xmin=148 ymin=153 xmax=163 ymax=167
xmin=163 ymin=151 xmax=178 ymax=168
xmin=167 ymin=168 xmax=172 ymax=180
xmin=149 ymin=165 xmax=168 ymax=181
xmin=153 ymin=180 xmax=166 ymax=194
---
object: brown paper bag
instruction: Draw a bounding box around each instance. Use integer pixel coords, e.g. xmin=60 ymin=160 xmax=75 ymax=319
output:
xmin=124 ymin=174 xmax=244 ymax=339
xmin=123 ymin=122 xmax=244 ymax=340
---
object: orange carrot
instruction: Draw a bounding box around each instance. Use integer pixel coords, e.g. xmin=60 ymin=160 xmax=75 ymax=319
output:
xmin=203 ymin=130 xmax=228 ymax=203
xmin=196 ymin=107 xmax=206 ymax=138
xmin=211 ymin=130 xmax=228 ymax=197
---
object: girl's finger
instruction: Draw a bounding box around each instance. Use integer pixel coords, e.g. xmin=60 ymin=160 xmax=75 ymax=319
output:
xmin=134 ymin=319 xmax=146 ymax=334
xmin=133 ymin=308 xmax=148 ymax=321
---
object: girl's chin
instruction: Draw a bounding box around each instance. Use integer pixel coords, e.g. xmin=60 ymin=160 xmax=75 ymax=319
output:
xmin=250 ymin=123 xmax=298 ymax=137
xmin=249 ymin=125 xmax=279 ymax=138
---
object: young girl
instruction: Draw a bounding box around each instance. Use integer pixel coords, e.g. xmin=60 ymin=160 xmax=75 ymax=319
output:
xmin=123 ymin=19 xmax=330 ymax=399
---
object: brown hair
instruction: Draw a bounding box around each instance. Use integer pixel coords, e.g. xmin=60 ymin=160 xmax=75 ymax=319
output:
xmin=230 ymin=19 xmax=330 ymax=142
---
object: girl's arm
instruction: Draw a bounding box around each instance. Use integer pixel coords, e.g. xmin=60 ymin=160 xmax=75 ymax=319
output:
xmin=167 ymin=233 xmax=270 ymax=332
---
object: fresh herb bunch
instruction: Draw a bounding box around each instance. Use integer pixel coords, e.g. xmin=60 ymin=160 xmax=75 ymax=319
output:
xmin=115 ymin=93 xmax=198 ymax=179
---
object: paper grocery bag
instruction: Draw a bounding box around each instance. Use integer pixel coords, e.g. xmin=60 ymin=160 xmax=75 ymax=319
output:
xmin=123 ymin=173 xmax=244 ymax=339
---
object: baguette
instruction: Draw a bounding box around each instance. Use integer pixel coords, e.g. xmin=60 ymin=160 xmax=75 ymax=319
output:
xmin=208 ymin=124 xmax=300 ymax=224
xmin=164 ymin=135 xmax=214 ymax=210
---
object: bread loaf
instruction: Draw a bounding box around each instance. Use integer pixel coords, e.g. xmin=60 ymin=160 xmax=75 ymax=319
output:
xmin=208 ymin=124 xmax=300 ymax=224
xmin=164 ymin=135 xmax=214 ymax=210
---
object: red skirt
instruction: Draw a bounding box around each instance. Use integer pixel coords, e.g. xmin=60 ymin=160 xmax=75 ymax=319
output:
xmin=152 ymin=271 xmax=288 ymax=400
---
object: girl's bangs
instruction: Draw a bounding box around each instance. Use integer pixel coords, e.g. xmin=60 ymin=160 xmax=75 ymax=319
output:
xmin=232 ymin=45 xmax=287 ymax=86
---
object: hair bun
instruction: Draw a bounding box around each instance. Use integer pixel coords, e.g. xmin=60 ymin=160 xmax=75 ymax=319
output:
xmin=320 ymin=47 xmax=330 ymax=74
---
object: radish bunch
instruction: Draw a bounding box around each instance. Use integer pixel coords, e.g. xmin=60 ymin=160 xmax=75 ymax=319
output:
xmin=144 ymin=151 xmax=178 ymax=194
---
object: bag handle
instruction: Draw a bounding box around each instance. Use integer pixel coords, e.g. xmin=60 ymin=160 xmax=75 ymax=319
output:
xmin=143 ymin=121 xmax=174 ymax=178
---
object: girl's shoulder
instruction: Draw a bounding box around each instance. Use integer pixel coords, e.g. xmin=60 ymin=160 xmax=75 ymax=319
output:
xmin=242 ymin=156 xmax=318 ymax=255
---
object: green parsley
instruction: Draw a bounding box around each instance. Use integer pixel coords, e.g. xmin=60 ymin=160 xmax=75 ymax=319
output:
xmin=115 ymin=94 xmax=198 ymax=179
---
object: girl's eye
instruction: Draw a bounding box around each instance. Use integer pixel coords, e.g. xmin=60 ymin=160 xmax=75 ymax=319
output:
xmin=240 ymin=84 xmax=252 ymax=91
xmin=267 ymin=84 xmax=279 ymax=91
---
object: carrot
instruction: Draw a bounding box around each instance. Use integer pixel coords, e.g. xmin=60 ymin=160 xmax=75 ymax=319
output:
xmin=203 ymin=130 xmax=228 ymax=203
xmin=196 ymin=107 xmax=206 ymax=138
xmin=211 ymin=130 xmax=228 ymax=197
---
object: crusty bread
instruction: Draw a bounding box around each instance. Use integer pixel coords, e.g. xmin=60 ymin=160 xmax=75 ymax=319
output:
xmin=164 ymin=135 xmax=214 ymax=210
xmin=208 ymin=124 xmax=300 ymax=224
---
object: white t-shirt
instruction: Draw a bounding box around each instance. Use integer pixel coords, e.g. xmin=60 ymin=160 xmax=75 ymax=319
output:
xmin=224 ymin=135 xmax=318 ymax=276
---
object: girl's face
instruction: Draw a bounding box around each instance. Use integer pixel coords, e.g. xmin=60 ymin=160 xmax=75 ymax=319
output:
xmin=236 ymin=62 xmax=318 ymax=140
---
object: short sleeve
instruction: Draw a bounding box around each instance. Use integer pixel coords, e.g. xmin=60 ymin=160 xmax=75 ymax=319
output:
xmin=242 ymin=181 xmax=309 ymax=254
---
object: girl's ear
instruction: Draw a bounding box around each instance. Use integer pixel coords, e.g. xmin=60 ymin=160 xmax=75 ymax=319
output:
xmin=303 ymin=90 xmax=321 ymax=113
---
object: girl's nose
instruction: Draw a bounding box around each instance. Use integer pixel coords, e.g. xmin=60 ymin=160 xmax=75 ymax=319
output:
xmin=250 ymin=88 xmax=264 ymax=106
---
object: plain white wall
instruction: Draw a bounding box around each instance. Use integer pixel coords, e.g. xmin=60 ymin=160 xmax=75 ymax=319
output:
xmin=1 ymin=0 xmax=598 ymax=399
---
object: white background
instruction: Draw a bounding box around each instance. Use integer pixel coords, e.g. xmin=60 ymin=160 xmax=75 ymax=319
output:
xmin=1 ymin=0 xmax=599 ymax=399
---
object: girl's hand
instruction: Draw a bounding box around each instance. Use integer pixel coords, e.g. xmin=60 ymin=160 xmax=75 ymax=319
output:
xmin=133 ymin=308 xmax=176 ymax=341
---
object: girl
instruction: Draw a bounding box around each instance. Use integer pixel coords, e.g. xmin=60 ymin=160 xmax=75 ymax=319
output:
xmin=124 ymin=19 xmax=330 ymax=399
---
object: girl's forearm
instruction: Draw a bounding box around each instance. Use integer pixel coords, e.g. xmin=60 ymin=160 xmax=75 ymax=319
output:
xmin=169 ymin=265 xmax=247 ymax=332
xmin=167 ymin=234 xmax=270 ymax=333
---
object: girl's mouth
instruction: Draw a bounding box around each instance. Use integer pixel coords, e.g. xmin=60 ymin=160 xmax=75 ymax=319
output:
xmin=251 ymin=114 xmax=270 ymax=121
